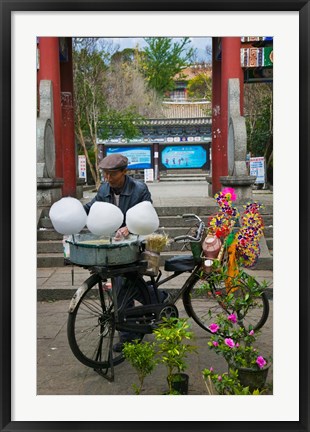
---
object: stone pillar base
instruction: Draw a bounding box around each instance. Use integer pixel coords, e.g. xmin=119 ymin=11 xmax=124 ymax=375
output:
xmin=205 ymin=175 xmax=213 ymax=197
xmin=76 ymin=178 xmax=86 ymax=199
xmin=37 ymin=178 xmax=64 ymax=207
xmin=220 ymin=175 xmax=256 ymax=203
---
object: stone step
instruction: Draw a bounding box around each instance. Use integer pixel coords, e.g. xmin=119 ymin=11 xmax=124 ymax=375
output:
xmin=37 ymin=240 xmax=63 ymax=253
xmin=38 ymin=224 xmax=273 ymax=243
xmin=37 ymin=238 xmax=195 ymax=254
xmin=39 ymin=215 xmax=273 ymax=233
xmin=37 ymin=253 xmax=65 ymax=268
xmin=266 ymin=238 xmax=273 ymax=250
xmin=37 ymin=235 xmax=273 ymax=270
xmin=40 ymin=204 xmax=273 ymax=220
xmin=159 ymin=177 xmax=207 ymax=182
xmin=155 ymin=205 xmax=273 ymax=216
xmin=37 ymin=251 xmax=273 ymax=271
xmin=38 ymin=232 xmax=274 ymax=256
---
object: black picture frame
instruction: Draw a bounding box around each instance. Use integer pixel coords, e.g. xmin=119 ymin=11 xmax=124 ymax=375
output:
xmin=1 ymin=1 xmax=309 ymax=431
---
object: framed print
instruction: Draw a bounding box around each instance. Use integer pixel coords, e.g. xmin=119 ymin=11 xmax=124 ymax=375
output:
xmin=2 ymin=0 xmax=309 ymax=431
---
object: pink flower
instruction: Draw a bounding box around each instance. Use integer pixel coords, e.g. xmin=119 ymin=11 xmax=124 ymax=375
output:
xmin=218 ymin=375 xmax=222 ymax=381
xmin=228 ymin=314 xmax=237 ymax=323
xmin=224 ymin=338 xmax=235 ymax=348
xmin=209 ymin=323 xmax=220 ymax=333
xmin=249 ymin=330 xmax=254 ymax=336
xmin=256 ymin=356 xmax=267 ymax=369
xmin=222 ymin=187 xmax=237 ymax=201
xmin=212 ymin=341 xmax=219 ymax=347
xmin=210 ymin=367 xmax=214 ymax=372
xmin=235 ymin=343 xmax=240 ymax=348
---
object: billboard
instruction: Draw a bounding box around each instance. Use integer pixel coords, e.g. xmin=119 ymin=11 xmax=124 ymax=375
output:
xmin=160 ymin=145 xmax=209 ymax=170
xmin=78 ymin=155 xmax=87 ymax=180
xmin=105 ymin=146 xmax=152 ymax=169
xmin=250 ymin=156 xmax=266 ymax=184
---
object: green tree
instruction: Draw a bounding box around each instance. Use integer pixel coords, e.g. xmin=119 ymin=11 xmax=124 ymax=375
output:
xmin=73 ymin=38 xmax=143 ymax=188
xmin=73 ymin=38 xmax=141 ymax=188
xmin=187 ymin=73 xmax=212 ymax=101
xmin=141 ymin=37 xmax=195 ymax=95
xmin=104 ymin=48 xmax=164 ymax=118
xmin=122 ymin=340 xmax=158 ymax=395
xmin=110 ymin=47 xmax=137 ymax=64
xmin=244 ymin=83 xmax=273 ymax=184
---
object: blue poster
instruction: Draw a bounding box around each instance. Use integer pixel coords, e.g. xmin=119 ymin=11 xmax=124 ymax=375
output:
xmin=161 ymin=146 xmax=207 ymax=169
xmin=106 ymin=147 xmax=152 ymax=169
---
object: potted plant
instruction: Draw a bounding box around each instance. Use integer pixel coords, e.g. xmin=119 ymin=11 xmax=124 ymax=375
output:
xmin=153 ymin=317 xmax=196 ymax=395
xmin=206 ymin=313 xmax=272 ymax=392
xmin=202 ymin=259 xmax=270 ymax=324
xmin=122 ymin=340 xmax=158 ymax=395
xmin=203 ymin=367 xmax=266 ymax=395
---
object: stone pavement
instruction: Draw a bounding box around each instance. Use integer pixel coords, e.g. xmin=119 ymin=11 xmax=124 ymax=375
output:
xmin=37 ymin=254 xmax=273 ymax=396
xmin=37 ymin=298 xmax=273 ymax=395
xmin=81 ymin=180 xmax=273 ymax=208
xmin=37 ymin=181 xmax=273 ymax=395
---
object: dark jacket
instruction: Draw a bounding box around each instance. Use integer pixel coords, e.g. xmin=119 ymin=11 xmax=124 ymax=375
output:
xmin=84 ymin=176 xmax=152 ymax=226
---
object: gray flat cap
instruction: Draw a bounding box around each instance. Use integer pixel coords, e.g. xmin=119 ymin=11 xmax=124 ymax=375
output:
xmin=99 ymin=154 xmax=128 ymax=171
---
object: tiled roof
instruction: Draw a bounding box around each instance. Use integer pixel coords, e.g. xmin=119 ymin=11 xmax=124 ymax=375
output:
xmin=162 ymin=101 xmax=211 ymax=119
xmin=139 ymin=117 xmax=211 ymax=126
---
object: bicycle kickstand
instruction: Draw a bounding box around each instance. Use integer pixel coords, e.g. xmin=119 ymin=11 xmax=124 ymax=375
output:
xmin=93 ymin=326 xmax=116 ymax=382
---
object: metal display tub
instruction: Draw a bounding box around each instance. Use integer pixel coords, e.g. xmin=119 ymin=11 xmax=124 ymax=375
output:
xmin=66 ymin=233 xmax=142 ymax=266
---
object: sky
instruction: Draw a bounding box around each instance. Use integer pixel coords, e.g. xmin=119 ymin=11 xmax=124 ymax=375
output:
xmin=106 ymin=37 xmax=212 ymax=62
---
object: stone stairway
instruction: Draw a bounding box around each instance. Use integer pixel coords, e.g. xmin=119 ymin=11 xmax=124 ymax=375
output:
xmin=37 ymin=204 xmax=273 ymax=270
xmin=159 ymin=169 xmax=208 ymax=182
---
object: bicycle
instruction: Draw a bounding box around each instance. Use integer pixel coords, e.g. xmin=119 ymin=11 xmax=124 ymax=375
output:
xmin=66 ymin=214 xmax=269 ymax=381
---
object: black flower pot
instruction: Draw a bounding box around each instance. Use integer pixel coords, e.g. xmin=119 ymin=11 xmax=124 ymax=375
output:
xmin=168 ymin=373 xmax=189 ymax=395
xmin=230 ymin=364 xmax=270 ymax=391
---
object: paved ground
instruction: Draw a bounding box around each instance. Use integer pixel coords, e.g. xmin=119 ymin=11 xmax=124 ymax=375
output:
xmin=37 ymin=298 xmax=273 ymax=395
xmin=37 ymin=181 xmax=273 ymax=396
xmin=81 ymin=180 xmax=273 ymax=208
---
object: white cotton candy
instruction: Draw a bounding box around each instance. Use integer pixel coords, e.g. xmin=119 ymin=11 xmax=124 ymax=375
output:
xmin=49 ymin=197 xmax=87 ymax=235
xmin=87 ymin=202 xmax=123 ymax=236
xmin=126 ymin=201 xmax=159 ymax=235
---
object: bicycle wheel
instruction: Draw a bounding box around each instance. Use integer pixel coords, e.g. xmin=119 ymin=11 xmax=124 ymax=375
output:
xmin=67 ymin=273 xmax=125 ymax=370
xmin=183 ymin=274 xmax=269 ymax=333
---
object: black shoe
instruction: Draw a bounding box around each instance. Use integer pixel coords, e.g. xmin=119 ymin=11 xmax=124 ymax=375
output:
xmin=162 ymin=291 xmax=174 ymax=304
xmin=113 ymin=333 xmax=143 ymax=353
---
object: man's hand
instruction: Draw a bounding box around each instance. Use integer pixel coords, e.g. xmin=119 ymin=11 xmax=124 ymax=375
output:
xmin=114 ymin=226 xmax=130 ymax=240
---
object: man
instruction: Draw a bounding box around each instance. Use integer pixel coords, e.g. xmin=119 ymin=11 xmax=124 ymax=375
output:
xmin=84 ymin=153 xmax=152 ymax=236
xmin=84 ymin=153 xmax=153 ymax=352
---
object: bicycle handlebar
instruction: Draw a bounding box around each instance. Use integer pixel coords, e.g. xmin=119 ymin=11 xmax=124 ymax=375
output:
xmin=174 ymin=214 xmax=205 ymax=243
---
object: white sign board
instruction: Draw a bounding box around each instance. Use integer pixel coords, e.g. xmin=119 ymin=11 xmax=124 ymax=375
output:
xmin=250 ymin=157 xmax=265 ymax=184
xmin=78 ymin=155 xmax=87 ymax=180
xmin=144 ymin=168 xmax=154 ymax=182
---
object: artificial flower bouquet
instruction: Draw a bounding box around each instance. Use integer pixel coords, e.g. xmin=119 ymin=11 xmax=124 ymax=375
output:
xmin=204 ymin=187 xmax=265 ymax=271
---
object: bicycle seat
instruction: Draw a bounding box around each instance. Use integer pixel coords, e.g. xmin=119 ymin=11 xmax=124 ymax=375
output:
xmin=164 ymin=255 xmax=196 ymax=272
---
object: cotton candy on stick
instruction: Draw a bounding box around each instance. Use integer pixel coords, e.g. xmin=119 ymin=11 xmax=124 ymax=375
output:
xmin=87 ymin=202 xmax=124 ymax=236
xmin=49 ymin=197 xmax=87 ymax=235
xmin=126 ymin=201 xmax=159 ymax=235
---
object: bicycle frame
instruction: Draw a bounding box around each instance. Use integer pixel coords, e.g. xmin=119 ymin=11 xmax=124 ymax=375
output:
xmin=67 ymin=213 xmax=269 ymax=382
xmin=69 ymin=258 xmax=203 ymax=335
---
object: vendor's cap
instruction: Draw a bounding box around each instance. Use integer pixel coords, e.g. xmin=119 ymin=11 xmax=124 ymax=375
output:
xmin=99 ymin=154 xmax=128 ymax=171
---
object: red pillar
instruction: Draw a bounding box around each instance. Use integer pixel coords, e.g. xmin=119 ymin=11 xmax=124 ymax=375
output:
xmin=211 ymin=37 xmax=244 ymax=195
xmin=37 ymin=37 xmax=63 ymax=179
xmin=60 ymin=38 xmax=76 ymax=197
xmin=211 ymin=37 xmax=222 ymax=195
xmin=61 ymin=92 xmax=76 ymax=196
